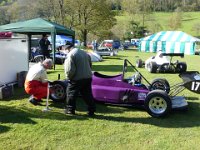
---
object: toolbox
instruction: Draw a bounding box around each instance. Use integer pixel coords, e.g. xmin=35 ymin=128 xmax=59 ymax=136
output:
xmin=0 ymin=84 xmax=13 ymax=99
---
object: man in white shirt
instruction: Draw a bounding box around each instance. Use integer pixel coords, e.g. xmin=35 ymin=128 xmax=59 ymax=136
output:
xmin=24 ymin=59 xmax=53 ymax=105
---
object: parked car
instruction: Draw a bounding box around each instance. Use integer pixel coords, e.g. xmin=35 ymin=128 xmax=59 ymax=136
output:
xmin=95 ymin=47 xmax=117 ymax=56
xmin=121 ymin=40 xmax=130 ymax=50
xmin=112 ymin=40 xmax=121 ymax=49
xmin=102 ymin=40 xmax=113 ymax=48
xmin=50 ymin=51 xmax=67 ymax=64
xmin=100 ymin=40 xmax=121 ymax=49
xmin=131 ymin=38 xmax=140 ymax=47
xmin=136 ymin=51 xmax=187 ymax=73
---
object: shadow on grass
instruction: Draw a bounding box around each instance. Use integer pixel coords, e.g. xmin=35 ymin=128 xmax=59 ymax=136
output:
xmin=185 ymin=97 xmax=199 ymax=101
xmin=0 ymin=125 xmax=10 ymax=133
xmin=102 ymin=57 xmax=123 ymax=60
xmin=92 ymin=101 xmax=200 ymax=128
xmin=0 ymin=105 xmax=86 ymax=128
xmin=49 ymin=99 xmax=132 ymax=114
xmin=182 ymin=18 xmax=196 ymax=21
xmin=54 ymin=99 xmax=200 ymax=128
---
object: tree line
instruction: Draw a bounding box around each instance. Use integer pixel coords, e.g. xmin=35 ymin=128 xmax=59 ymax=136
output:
xmin=111 ymin=0 xmax=200 ymax=12
xmin=0 ymin=0 xmax=200 ymax=44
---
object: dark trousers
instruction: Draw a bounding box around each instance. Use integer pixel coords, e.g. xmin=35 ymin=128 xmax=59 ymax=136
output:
xmin=42 ymin=50 xmax=50 ymax=59
xmin=65 ymin=78 xmax=96 ymax=112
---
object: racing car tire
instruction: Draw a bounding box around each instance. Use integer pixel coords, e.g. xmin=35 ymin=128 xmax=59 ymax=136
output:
xmin=149 ymin=78 xmax=170 ymax=93
xmin=147 ymin=62 xmax=157 ymax=73
xmin=176 ymin=62 xmax=187 ymax=73
xmin=159 ymin=64 xmax=170 ymax=73
xmin=144 ymin=90 xmax=172 ymax=118
xmin=49 ymin=81 xmax=67 ymax=102
xmin=136 ymin=59 xmax=143 ymax=68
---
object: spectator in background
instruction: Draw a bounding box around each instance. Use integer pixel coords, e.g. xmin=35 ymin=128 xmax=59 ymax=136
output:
xmin=64 ymin=42 xmax=96 ymax=116
xmin=93 ymin=40 xmax=98 ymax=50
xmin=39 ymin=34 xmax=51 ymax=59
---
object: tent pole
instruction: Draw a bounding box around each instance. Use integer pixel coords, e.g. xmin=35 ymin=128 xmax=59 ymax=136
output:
xmin=72 ymin=35 xmax=75 ymax=45
xmin=27 ymin=34 xmax=31 ymax=69
xmin=51 ymin=30 xmax=56 ymax=70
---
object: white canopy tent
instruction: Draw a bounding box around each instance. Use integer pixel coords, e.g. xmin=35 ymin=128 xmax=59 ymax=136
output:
xmin=139 ymin=31 xmax=200 ymax=55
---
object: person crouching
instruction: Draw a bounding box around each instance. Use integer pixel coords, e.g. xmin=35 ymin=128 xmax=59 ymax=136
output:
xmin=24 ymin=59 xmax=53 ymax=105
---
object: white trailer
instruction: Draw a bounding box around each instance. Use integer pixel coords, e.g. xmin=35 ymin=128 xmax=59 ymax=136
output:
xmin=0 ymin=37 xmax=28 ymax=85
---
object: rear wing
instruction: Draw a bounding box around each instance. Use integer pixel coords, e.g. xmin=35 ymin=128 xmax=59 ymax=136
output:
xmin=179 ymin=71 xmax=200 ymax=82
xmin=179 ymin=71 xmax=200 ymax=94
xmin=162 ymin=53 xmax=184 ymax=57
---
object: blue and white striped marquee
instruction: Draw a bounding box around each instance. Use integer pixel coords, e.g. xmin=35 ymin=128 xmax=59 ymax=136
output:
xmin=139 ymin=31 xmax=200 ymax=55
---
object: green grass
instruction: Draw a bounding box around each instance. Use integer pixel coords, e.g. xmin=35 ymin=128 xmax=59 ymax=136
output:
xmin=116 ymin=12 xmax=200 ymax=37
xmin=1 ymin=50 xmax=200 ymax=150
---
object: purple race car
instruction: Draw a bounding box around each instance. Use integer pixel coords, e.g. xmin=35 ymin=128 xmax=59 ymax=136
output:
xmin=50 ymin=59 xmax=189 ymax=118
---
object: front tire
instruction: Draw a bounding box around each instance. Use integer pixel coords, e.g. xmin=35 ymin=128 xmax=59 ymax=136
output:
xmin=144 ymin=90 xmax=172 ymax=118
xmin=147 ymin=62 xmax=157 ymax=73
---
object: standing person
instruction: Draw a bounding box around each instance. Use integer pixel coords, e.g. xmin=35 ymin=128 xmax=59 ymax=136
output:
xmin=24 ymin=59 xmax=53 ymax=105
xmin=39 ymin=34 xmax=51 ymax=59
xmin=64 ymin=42 xmax=96 ymax=116
xmin=93 ymin=40 xmax=98 ymax=50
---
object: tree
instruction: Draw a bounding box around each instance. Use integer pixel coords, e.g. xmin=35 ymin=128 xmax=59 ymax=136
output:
xmin=149 ymin=22 xmax=163 ymax=33
xmin=192 ymin=22 xmax=200 ymax=37
xmin=168 ymin=8 xmax=182 ymax=30
xmin=111 ymin=22 xmax=127 ymax=40
xmin=0 ymin=6 xmax=10 ymax=24
xmin=65 ymin=0 xmax=117 ymax=46
xmin=123 ymin=20 xmax=147 ymax=40
xmin=121 ymin=0 xmax=153 ymax=37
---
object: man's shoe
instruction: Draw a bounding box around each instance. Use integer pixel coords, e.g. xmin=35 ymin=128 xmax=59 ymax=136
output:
xmin=29 ymin=98 xmax=39 ymax=106
xmin=29 ymin=95 xmax=34 ymax=101
xmin=29 ymin=95 xmax=43 ymax=103
xmin=37 ymin=99 xmax=43 ymax=103
xmin=64 ymin=109 xmax=75 ymax=115
xmin=87 ymin=111 xmax=95 ymax=116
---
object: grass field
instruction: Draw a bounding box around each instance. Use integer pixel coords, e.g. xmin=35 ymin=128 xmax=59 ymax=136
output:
xmin=116 ymin=12 xmax=200 ymax=37
xmin=1 ymin=50 xmax=200 ymax=150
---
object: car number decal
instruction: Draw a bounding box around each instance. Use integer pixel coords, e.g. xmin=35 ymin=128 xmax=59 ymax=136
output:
xmin=138 ymin=93 xmax=146 ymax=100
xmin=191 ymin=82 xmax=200 ymax=91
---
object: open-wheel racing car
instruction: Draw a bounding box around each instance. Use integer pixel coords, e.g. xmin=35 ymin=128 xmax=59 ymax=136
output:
xmin=48 ymin=59 xmax=198 ymax=118
xmin=136 ymin=51 xmax=187 ymax=73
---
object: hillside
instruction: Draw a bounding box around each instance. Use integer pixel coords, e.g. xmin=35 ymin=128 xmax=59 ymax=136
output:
xmin=116 ymin=12 xmax=200 ymax=37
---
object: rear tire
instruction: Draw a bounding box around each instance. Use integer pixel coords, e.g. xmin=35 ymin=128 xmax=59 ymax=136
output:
xmin=144 ymin=90 xmax=172 ymax=118
xmin=159 ymin=63 xmax=170 ymax=73
xmin=176 ymin=62 xmax=187 ymax=73
xmin=149 ymin=78 xmax=170 ymax=93
xmin=136 ymin=59 xmax=143 ymax=68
